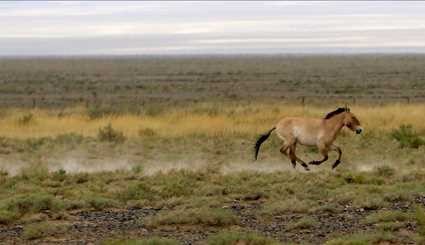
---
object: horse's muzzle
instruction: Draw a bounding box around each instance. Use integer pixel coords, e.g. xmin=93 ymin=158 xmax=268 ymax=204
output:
xmin=356 ymin=127 xmax=363 ymax=134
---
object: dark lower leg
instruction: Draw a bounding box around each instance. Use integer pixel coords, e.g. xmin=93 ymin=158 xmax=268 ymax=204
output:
xmin=280 ymin=145 xmax=289 ymax=155
xmin=280 ymin=145 xmax=294 ymax=168
xmin=309 ymin=155 xmax=328 ymax=165
xmin=290 ymin=145 xmax=309 ymax=171
xmin=295 ymin=156 xmax=310 ymax=171
xmin=332 ymin=160 xmax=341 ymax=169
xmin=332 ymin=146 xmax=342 ymax=169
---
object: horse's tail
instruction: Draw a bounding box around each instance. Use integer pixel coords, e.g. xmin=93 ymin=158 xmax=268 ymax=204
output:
xmin=254 ymin=127 xmax=276 ymax=160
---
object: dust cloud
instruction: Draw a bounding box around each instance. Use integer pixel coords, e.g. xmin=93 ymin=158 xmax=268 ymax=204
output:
xmin=0 ymin=156 xmax=403 ymax=176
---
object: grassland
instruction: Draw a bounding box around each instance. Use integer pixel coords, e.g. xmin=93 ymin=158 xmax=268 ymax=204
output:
xmin=1 ymin=55 xmax=425 ymax=109
xmin=0 ymin=55 xmax=424 ymax=244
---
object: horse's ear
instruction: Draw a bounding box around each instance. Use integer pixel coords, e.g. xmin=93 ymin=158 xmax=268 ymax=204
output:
xmin=344 ymin=104 xmax=350 ymax=112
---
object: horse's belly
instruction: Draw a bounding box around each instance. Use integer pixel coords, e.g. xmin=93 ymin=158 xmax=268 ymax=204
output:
xmin=293 ymin=127 xmax=317 ymax=146
xmin=297 ymin=136 xmax=317 ymax=146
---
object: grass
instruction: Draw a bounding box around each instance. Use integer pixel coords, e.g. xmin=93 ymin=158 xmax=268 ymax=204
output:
xmin=287 ymin=217 xmax=318 ymax=230
xmin=0 ymin=139 xmax=423 ymax=243
xmin=207 ymin=231 xmax=281 ymax=245
xmin=97 ymin=123 xmax=126 ymax=143
xmin=22 ymin=221 xmax=69 ymax=240
xmin=0 ymin=103 xmax=424 ymax=139
xmin=0 ymin=101 xmax=423 ymax=244
xmin=363 ymin=210 xmax=410 ymax=224
xmin=0 ymin=193 xmax=65 ymax=221
xmin=102 ymin=237 xmax=180 ymax=245
xmin=362 ymin=210 xmax=412 ymax=232
xmin=1 ymin=166 xmax=422 ymax=225
xmin=415 ymin=206 xmax=425 ymax=243
xmin=145 ymin=207 xmax=238 ymax=228
xmin=391 ymin=124 xmax=425 ymax=148
xmin=0 ymin=210 xmax=18 ymax=224
xmin=1 ymin=55 xmax=425 ymax=110
xmin=261 ymin=198 xmax=312 ymax=215
xmin=325 ymin=231 xmax=398 ymax=245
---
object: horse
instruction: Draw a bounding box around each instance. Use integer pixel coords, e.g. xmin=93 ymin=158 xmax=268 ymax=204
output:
xmin=254 ymin=107 xmax=363 ymax=170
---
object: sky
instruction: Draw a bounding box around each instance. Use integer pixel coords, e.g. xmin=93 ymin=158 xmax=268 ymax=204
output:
xmin=1 ymin=1 xmax=425 ymax=56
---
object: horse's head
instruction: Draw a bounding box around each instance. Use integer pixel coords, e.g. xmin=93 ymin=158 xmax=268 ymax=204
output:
xmin=324 ymin=107 xmax=363 ymax=134
xmin=343 ymin=110 xmax=363 ymax=134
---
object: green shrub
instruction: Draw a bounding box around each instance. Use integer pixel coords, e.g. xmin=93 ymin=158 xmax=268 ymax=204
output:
xmin=85 ymin=196 xmax=118 ymax=210
xmin=138 ymin=128 xmax=157 ymax=137
xmin=342 ymin=172 xmax=384 ymax=185
xmin=0 ymin=209 xmax=19 ymax=224
xmin=19 ymin=164 xmax=50 ymax=181
xmin=118 ymin=182 xmax=153 ymax=202
xmin=131 ymin=164 xmax=144 ymax=174
xmin=375 ymin=221 xmax=406 ymax=231
xmin=325 ymin=231 xmax=397 ymax=245
xmin=97 ymin=124 xmax=126 ymax=143
xmin=154 ymin=171 xmax=202 ymax=198
xmin=415 ymin=206 xmax=425 ymax=239
xmin=142 ymin=106 xmax=164 ymax=117
xmin=363 ymin=210 xmax=410 ymax=224
xmin=23 ymin=137 xmax=49 ymax=152
xmin=146 ymin=207 xmax=238 ymax=227
xmin=261 ymin=198 xmax=311 ymax=215
xmin=87 ymin=105 xmax=119 ymax=119
xmin=102 ymin=237 xmax=180 ymax=245
xmin=374 ymin=165 xmax=395 ymax=177
xmin=55 ymin=133 xmax=85 ymax=145
xmin=208 ymin=231 xmax=280 ymax=245
xmin=352 ymin=195 xmax=387 ymax=210
xmin=391 ymin=124 xmax=425 ymax=148
xmin=52 ymin=169 xmax=67 ymax=182
xmin=287 ymin=217 xmax=318 ymax=230
xmin=17 ymin=113 xmax=34 ymax=126
xmin=3 ymin=193 xmax=64 ymax=216
xmin=23 ymin=222 xmax=68 ymax=240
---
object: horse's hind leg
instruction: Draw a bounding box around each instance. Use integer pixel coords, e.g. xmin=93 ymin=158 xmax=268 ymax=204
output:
xmin=280 ymin=143 xmax=296 ymax=168
xmin=289 ymin=143 xmax=310 ymax=171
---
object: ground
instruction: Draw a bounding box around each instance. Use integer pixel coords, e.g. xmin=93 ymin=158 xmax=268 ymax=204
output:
xmin=0 ymin=55 xmax=425 ymax=244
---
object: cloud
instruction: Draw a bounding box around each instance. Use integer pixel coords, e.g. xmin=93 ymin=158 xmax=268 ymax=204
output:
xmin=0 ymin=2 xmax=154 ymax=17
xmin=1 ymin=1 xmax=425 ymax=55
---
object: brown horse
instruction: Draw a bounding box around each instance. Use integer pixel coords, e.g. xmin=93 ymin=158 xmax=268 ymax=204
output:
xmin=254 ymin=107 xmax=362 ymax=170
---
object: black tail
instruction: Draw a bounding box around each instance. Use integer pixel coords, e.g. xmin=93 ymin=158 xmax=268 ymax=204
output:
xmin=254 ymin=127 xmax=276 ymax=160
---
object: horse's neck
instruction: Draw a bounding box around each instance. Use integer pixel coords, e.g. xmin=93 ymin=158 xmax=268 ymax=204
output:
xmin=324 ymin=114 xmax=345 ymax=139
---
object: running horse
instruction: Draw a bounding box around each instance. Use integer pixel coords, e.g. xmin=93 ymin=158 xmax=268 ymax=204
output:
xmin=254 ymin=107 xmax=363 ymax=170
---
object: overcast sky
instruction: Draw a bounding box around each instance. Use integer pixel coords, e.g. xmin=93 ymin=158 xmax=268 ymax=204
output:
xmin=1 ymin=1 xmax=425 ymax=56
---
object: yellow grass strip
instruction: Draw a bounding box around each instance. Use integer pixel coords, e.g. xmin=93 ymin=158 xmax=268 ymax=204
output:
xmin=0 ymin=103 xmax=423 ymax=139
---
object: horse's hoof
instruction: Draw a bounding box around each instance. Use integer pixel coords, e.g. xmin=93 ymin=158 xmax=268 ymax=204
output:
xmin=332 ymin=160 xmax=341 ymax=169
xmin=305 ymin=167 xmax=310 ymax=171
xmin=309 ymin=161 xmax=318 ymax=165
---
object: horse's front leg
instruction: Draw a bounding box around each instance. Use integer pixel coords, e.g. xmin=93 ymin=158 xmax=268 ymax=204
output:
xmin=330 ymin=144 xmax=342 ymax=169
xmin=308 ymin=143 xmax=329 ymax=165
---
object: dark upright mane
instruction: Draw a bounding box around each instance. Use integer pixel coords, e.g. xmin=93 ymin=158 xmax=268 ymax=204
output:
xmin=324 ymin=107 xmax=349 ymax=119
